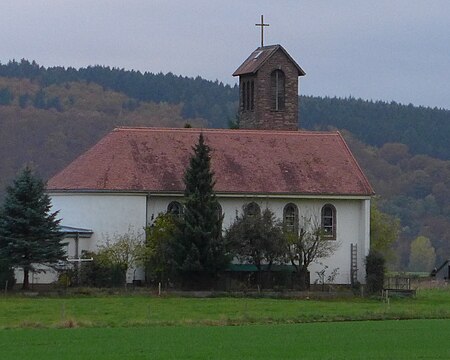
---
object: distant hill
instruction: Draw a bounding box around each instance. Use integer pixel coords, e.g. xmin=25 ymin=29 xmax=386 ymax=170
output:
xmin=301 ymin=96 xmax=450 ymax=160
xmin=2 ymin=60 xmax=450 ymax=161
xmin=343 ymin=132 xmax=450 ymax=268
xmin=1 ymin=59 xmax=450 ymax=269
xmin=0 ymin=59 xmax=238 ymax=128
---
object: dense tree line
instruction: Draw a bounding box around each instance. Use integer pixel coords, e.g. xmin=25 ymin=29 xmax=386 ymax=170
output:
xmin=0 ymin=59 xmax=238 ymax=128
xmin=301 ymin=95 xmax=450 ymax=160
xmin=345 ymin=134 xmax=450 ymax=269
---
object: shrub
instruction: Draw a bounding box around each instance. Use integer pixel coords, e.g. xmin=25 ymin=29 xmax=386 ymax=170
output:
xmin=365 ymin=250 xmax=385 ymax=295
xmin=78 ymin=251 xmax=126 ymax=287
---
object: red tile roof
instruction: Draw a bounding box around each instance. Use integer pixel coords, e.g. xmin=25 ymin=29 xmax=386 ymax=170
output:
xmin=47 ymin=127 xmax=373 ymax=196
xmin=233 ymin=45 xmax=306 ymax=77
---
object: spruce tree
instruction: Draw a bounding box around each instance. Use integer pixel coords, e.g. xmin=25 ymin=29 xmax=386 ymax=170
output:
xmin=180 ymin=133 xmax=228 ymax=281
xmin=0 ymin=167 xmax=65 ymax=289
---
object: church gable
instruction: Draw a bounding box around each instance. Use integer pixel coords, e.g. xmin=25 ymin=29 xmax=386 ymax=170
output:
xmin=232 ymin=45 xmax=305 ymax=77
xmin=47 ymin=127 xmax=373 ymax=196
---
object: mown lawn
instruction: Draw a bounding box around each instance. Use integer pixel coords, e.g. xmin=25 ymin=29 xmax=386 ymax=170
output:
xmin=1 ymin=319 xmax=450 ymax=359
xmin=0 ymin=288 xmax=449 ymax=328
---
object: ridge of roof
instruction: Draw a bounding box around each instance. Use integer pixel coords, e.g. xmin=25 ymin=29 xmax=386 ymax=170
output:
xmin=113 ymin=126 xmax=338 ymax=137
xmin=233 ymin=44 xmax=305 ymax=77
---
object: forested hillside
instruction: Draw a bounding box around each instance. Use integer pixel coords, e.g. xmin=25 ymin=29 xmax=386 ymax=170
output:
xmin=0 ymin=59 xmax=237 ymax=128
xmin=3 ymin=60 xmax=450 ymax=160
xmin=344 ymin=133 xmax=450 ymax=268
xmin=301 ymin=96 xmax=450 ymax=160
xmin=1 ymin=59 xmax=450 ymax=270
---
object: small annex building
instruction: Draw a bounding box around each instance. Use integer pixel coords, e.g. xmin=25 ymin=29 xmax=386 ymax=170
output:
xmin=44 ymin=42 xmax=374 ymax=286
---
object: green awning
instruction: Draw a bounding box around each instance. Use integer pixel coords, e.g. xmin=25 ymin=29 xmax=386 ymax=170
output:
xmin=226 ymin=264 xmax=296 ymax=272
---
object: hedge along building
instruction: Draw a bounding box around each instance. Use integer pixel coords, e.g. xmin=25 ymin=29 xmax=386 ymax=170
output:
xmin=45 ymin=42 xmax=374 ymax=285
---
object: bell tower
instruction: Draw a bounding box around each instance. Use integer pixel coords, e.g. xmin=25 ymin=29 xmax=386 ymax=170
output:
xmin=233 ymin=18 xmax=305 ymax=130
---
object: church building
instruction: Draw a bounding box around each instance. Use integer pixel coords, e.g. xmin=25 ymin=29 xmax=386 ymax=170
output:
xmin=44 ymin=39 xmax=373 ymax=286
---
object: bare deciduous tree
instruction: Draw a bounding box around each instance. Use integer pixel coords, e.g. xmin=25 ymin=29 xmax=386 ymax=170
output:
xmin=285 ymin=214 xmax=340 ymax=289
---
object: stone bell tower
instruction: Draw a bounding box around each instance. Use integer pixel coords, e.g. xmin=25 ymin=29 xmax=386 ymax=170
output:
xmin=232 ymin=17 xmax=305 ymax=130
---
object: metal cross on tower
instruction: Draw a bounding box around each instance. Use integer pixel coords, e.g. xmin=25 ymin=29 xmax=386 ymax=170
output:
xmin=255 ymin=15 xmax=269 ymax=48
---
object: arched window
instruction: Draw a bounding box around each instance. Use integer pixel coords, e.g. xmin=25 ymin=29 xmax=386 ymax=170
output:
xmin=271 ymin=69 xmax=285 ymax=111
xmin=242 ymin=81 xmax=247 ymax=111
xmin=245 ymin=81 xmax=251 ymax=110
xmin=167 ymin=201 xmax=183 ymax=217
xmin=250 ymin=80 xmax=255 ymax=110
xmin=244 ymin=202 xmax=260 ymax=217
xmin=242 ymin=80 xmax=255 ymax=112
xmin=283 ymin=203 xmax=298 ymax=234
xmin=321 ymin=204 xmax=336 ymax=239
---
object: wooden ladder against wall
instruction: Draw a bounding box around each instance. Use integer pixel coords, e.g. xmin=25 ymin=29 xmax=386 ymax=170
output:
xmin=350 ymin=243 xmax=358 ymax=285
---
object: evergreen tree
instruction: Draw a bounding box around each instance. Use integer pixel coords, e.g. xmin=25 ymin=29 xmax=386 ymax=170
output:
xmin=0 ymin=258 xmax=15 ymax=290
xmin=0 ymin=87 xmax=14 ymax=105
xmin=33 ymin=89 xmax=46 ymax=109
xmin=18 ymin=93 xmax=30 ymax=108
xmin=179 ymin=133 xmax=228 ymax=281
xmin=0 ymin=167 xmax=64 ymax=289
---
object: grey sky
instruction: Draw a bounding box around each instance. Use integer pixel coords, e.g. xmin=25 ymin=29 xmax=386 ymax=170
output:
xmin=2 ymin=1 xmax=449 ymax=109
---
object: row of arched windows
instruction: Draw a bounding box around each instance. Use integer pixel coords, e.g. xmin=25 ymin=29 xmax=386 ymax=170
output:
xmin=167 ymin=201 xmax=336 ymax=239
xmin=244 ymin=202 xmax=336 ymax=239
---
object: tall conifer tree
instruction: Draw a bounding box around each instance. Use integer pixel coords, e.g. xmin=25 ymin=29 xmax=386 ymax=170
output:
xmin=0 ymin=167 xmax=64 ymax=289
xmin=180 ymin=133 xmax=228 ymax=279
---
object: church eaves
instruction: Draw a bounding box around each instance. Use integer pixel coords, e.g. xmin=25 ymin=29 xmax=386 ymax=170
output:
xmin=47 ymin=127 xmax=374 ymax=196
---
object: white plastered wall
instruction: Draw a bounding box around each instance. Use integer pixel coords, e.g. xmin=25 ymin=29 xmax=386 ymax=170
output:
xmin=50 ymin=193 xmax=147 ymax=248
xmin=21 ymin=191 xmax=368 ymax=286
xmin=147 ymin=194 xmax=371 ymax=285
xmin=23 ymin=192 xmax=148 ymax=284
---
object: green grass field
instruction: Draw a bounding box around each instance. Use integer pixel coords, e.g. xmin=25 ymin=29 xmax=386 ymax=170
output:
xmin=1 ymin=320 xmax=450 ymax=359
xmin=1 ymin=288 xmax=450 ymax=328
xmin=1 ymin=288 xmax=450 ymax=358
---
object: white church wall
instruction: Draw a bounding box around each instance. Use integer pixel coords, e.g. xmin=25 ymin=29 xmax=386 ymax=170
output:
xmin=302 ymin=199 xmax=369 ymax=285
xmin=34 ymin=192 xmax=149 ymax=284
xmin=30 ymin=193 xmax=368 ymax=286
xmin=219 ymin=196 xmax=369 ymax=284
xmin=148 ymin=194 xmax=370 ymax=285
xmin=50 ymin=192 xmax=147 ymax=249
xmin=14 ymin=266 xmax=58 ymax=286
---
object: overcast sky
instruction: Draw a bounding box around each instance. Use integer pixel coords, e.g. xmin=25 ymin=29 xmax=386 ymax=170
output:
xmin=2 ymin=1 xmax=449 ymax=109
